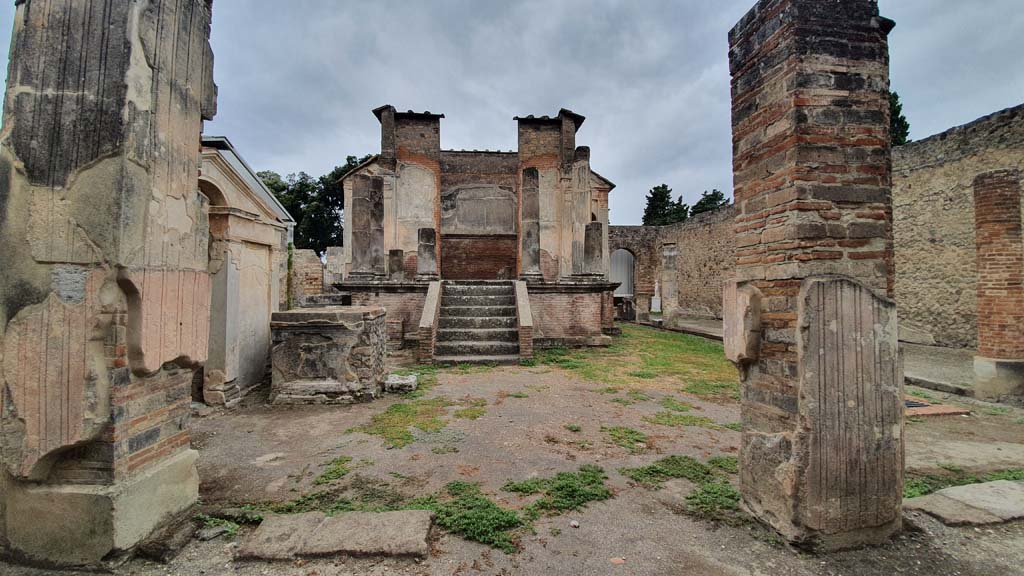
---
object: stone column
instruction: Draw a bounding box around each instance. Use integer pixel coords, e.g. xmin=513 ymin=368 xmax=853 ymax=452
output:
xmin=520 ymin=168 xmax=543 ymax=281
xmin=416 ymin=228 xmax=439 ymax=280
xmin=973 ymin=170 xmax=1024 ymax=403
xmin=725 ymin=0 xmax=902 ymax=550
xmin=583 ymin=221 xmax=605 ymax=277
xmin=349 ymin=174 xmax=386 ymax=280
xmin=570 ymin=147 xmax=593 ymax=277
xmin=660 ymin=244 xmax=679 ymax=322
xmin=0 ymin=0 xmax=217 ymax=565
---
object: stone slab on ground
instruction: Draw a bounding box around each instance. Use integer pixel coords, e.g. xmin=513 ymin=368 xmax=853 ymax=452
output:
xmin=906 ymin=440 xmax=1024 ymax=474
xmin=236 ymin=510 xmax=434 ymax=561
xmin=385 ymin=374 xmax=418 ymax=393
xmin=905 ymin=480 xmax=1024 ymax=526
xmin=235 ymin=512 xmax=325 ymax=560
xmin=301 ymin=510 xmax=434 ymax=558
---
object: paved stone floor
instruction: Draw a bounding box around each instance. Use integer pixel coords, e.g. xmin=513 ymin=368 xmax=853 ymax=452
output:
xmin=903 ymin=343 xmax=976 ymax=395
xmin=5 ymin=326 xmax=1024 ymax=576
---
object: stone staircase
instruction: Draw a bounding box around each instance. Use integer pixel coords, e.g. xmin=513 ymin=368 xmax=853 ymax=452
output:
xmin=435 ymin=281 xmax=520 ymax=364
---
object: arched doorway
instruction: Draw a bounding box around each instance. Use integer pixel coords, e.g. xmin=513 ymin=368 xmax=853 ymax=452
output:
xmin=610 ymin=248 xmax=636 ymax=320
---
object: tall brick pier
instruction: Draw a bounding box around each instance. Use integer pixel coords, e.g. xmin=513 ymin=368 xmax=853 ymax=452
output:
xmin=973 ymin=170 xmax=1024 ymax=403
xmin=725 ymin=0 xmax=904 ymax=549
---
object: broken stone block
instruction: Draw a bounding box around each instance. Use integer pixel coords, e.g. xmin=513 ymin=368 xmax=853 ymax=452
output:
xmin=723 ymin=281 xmax=761 ymax=365
xmin=235 ymin=512 xmax=325 ymax=560
xmin=270 ymin=307 xmax=387 ymax=405
xmin=385 ymin=374 xmax=418 ymax=393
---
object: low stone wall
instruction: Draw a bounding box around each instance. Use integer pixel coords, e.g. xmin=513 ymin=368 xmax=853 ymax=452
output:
xmin=291 ymin=248 xmax=325 ymax=307
xmin=610 ymin=205 xmax=736 ymax=324
xmin=270 ymin=307 xmax=386 ymax=404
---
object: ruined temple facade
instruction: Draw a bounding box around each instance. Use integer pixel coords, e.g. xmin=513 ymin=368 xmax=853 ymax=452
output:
xmin=334 ymin=106 xmax=618 ymax=359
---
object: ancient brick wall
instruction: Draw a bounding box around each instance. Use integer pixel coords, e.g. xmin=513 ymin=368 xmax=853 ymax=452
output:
xmin=609 ymin=205 xmax=736 ymax=321
xmin=528 ymin=292 xmax=605 ymax=346
xmin=349 ymin=290 xmax=427 ymax=347
xmin=974 ymin=170 xmax=1024 ymax=359
xmin=893 ymin=104 xmax=1024 ymax=349
xmin=291 ymin=249 xmax=324 ymax=306
xmin=441 ymin=237 xmax=518 ymax=280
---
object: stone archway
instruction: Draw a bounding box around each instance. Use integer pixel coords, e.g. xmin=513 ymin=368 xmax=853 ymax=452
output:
xmin=610 ymin=248 xmax=636 ymax=320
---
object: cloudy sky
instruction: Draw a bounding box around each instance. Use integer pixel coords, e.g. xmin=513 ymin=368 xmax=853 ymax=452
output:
xmin=2 ymin=1 xmax=1022 ymax=224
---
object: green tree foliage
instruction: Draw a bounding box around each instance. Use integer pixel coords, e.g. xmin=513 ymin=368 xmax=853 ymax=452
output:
xmin=258 ymin=154 xmax=371 ymax=255
xmin=690 ymin=189 xmax=729 ymax=216
xmin=889 ymin=90 xmax=911 ymax=146
xmin=642 ymin=184 xmax=690 ymax=226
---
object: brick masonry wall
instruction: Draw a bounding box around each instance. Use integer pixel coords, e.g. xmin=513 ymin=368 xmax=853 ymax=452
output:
xmin=350 ymin=290 xmax=427 ymax=346
xmin=974 ymin=170 xmax=1024 ymax=359
xmin=893 ymin=104 xmax=1024 ymax=349
xmin=291 ymin=249 xmax=324 ymax=305
xmin=610 ymin=205 xmax=736 ymax=320
xmin=529 ymin=292 xmax=604 ymax=344
xmin=441 ymin=236 xmax=518 ymax=280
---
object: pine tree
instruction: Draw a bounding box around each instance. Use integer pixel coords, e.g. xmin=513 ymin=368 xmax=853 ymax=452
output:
xmin=690 ymin=189 xmax=729 ymax=216
xmin=642 ymin=184 xmax=675 ymax=226
xmin=889 ymin=90 xmax=911 ymax=146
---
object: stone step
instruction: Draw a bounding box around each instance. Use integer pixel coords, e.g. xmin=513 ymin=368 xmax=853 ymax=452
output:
xmin=440 ymin=305 xmax=516 ymax=318
xmin=439 ymin=316 xmax=517 ymax=329
xmin=442 ymin=294 xmax=516 ymax=307
xmin=437 ymin=328 xmax=519 ymax=343
xmin=433 ymin=355 xmax=522 ymax=366
xmin=443 ymin=283 xmax=514 ymax=296
xmin=434 ymin=340 xmax=520 ymax=357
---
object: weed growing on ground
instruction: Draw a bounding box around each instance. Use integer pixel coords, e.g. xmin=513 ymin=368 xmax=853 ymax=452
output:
xmin=984 ymin=406 xmax=1012 ymax=416
xmin=519 ymin=358 xmax=538 ymax=367
xmin=619 ymin=456 xmax=713 ymax=488
xmin=595 ymin=386 xmax=621 ymax=394
xmin=503 ymin=465 xmax=612 ymax=515
xmin=620 ymin=455 xmax=743 ymax=522
xmin=602 ymin=426 xmax=647 ymax=453
xmin=659 ymin=397 xmax=695 ymax=412
xmin=314 ymin=456 xmax=353 ymax=485
xmin=908 ymin=389 xmax=937 ymax=402
xmin=454 ymin=398 xmax=488 ymax=420
xmin=683 ymin=379 xmax=741 ymax=401
xmin=628 ymin=390 xmax=652 ymax=402
xmin=903 ymin=468 xmax=1024 ymax=498
xmin=430 ymin=482 xmax=523 ymax=553
xmin=564 ymin=424 xmax=582 ymax=433
xmin=194 ymin=514 xmax=240 ymax=538
xmin=352 ymin=397 xmax=452 ymax=448
xmin=628 ymin=369 xmax=659 ymax=379
xmin=643 ymin=411 xmax=717 ymax=429
xmin=686 ymin=479 xmax=742 ymax=520
xmin=610 ymin=397 xmax=635 ymax=406
xmin=432 ymin=445 xmax=459 ymax=454
xmin=723 ymin=422 xmax=742 ymax=431
xmin=507 ymin=391 xmax=529 ymax=399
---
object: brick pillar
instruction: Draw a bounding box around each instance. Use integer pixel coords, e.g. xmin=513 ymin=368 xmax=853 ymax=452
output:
xmin=416 ymin=228 xmax=439 ymax=280
xmin=0 ymin=0 xmax=216 ymax=565
xmin=973 ymin=170 xmax=1024 ymax=403
xmin=349 ymin=175 xmax=386 ymax=280
xmin=725 ymin=0 xmax=902 ymax=549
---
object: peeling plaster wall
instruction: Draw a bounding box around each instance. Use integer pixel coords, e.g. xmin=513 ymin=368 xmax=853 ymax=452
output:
xmin=0 ymin=0 xmax=217 ymax=562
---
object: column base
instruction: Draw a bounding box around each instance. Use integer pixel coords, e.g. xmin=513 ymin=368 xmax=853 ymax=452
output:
xmin=415 ymin=273 xmax=439 ymax=282
xmin=4 ymin=449 xmax=199 ymax=567
xmin=519 ymin=272 xmax=544 ymax=283
xmin=974 ymin=356 xmax=1024 ymax=404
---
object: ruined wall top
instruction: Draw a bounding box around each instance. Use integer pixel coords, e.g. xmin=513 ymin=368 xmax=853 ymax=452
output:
xmin=894 ymin=103 xmax=1024 ymax=173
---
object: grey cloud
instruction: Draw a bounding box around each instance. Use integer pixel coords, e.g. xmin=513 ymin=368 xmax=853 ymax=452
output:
xmin=1 ymin=0 xmax=1020 ymax=224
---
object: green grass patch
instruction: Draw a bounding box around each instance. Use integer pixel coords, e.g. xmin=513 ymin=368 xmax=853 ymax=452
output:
xmin=643 ymin=411 xmax=717 ymax=429
xmin=627 ymin=390 xmax=652 ymax=402
xmin=564 ymin=424 xmax=582 ymax=433
xmin=683 ymin=379 xmax=740 ymax=401
xmin=1016 ymin=417 xmax=1024 ymax=425
xmin=453 ymin=398 xmax=488 ymax=420
xmin=722 ymin=422 xmax=742 ymax=431
xmin=908 ymin=389 xmax=938 ymax=403
xmin=503 ymin=465 xmax=612 ymax=514
xmin=194 ymin=514 xmax=240 ymax=538
xmin=507 ymin=391 xmax=529 ymax=399
xmin=595 ymin=386 xmax=621 ymax=394
xmin=628 ymin=369 xmax=659 ymax=380
xmin=314 ymin=456 xmax=354 ymax=485
xmin=904 ymin=468 xmax=1024 ymax=498
xmin=602 ymin=426 xmax=647 ymax=453
xmin=659 ymin=397 xmax=694 ymax=412
xmin=351 ymin=397 xmax=452 ymax=448
xmin=610 ymin=397 xmax=635 ymax=406
xmin=984 ymin=406 xmax=1012 ymax=416
xmin=432 ymin=445 xmax=459 ymax=454
xmin=620 ymin=455 xmax=742 ymax=522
